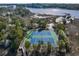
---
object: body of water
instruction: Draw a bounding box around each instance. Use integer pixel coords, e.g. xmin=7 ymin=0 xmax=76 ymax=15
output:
xmin=27 ymin=8 xmax=79 ymax=18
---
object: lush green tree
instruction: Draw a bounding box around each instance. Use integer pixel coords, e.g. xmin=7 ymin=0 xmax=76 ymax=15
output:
xmin=25 ymin=41 xmax=30 ymax=49
xmin=0 ymin=17 xmax=7 ymax=41
xmin=7 ymin=17 xmax=26 ymax=50
xmin=0 ymin=32 xmax=4 ymax=41
xmin=56 ymin=24 xmax=65 ymax=31
xmin=37 ymin=20 xmax=47 ymax=29
xmin=0 ymin=22 xmax=6 ymax=31
xmin=15 ymin=7 xmax=32 ymax=17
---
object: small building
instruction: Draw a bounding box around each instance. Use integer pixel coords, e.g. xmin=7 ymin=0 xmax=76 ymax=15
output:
xmin=56 ymin=15 xmax=75 ymax=24
xmin=55 ymin=17 xmax=64 ymax=24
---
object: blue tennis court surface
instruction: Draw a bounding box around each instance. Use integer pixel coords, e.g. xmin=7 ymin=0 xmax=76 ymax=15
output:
xmin=27 ymin=30 xmax=58 ymax=47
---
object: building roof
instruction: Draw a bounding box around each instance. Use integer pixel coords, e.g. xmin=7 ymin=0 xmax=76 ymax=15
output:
xmin=56 ymin=17 xmax=64 ymax=24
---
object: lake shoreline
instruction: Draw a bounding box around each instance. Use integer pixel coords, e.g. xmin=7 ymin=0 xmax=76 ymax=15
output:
xmin=27 ymin=8 xmax=79 ymax=19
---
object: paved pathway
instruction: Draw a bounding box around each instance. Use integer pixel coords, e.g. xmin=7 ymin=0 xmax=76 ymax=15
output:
xmin=17 ymin=37 xmax=26 ymax=56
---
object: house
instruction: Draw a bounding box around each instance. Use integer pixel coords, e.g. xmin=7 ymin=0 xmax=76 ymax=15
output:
xmin=55 ymin=17 xmax=64 ymax=24
xmin=56 ymin=15 xmax=75 ymax=24
xmin=64 ymin=14 xmax=75 ymax=24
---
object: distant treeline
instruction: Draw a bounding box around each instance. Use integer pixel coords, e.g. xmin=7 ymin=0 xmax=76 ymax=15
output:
xmin=25 ymin=4 xmax=79 ymax=10
xmin=0 ymin=4 xmax=79 ymax=10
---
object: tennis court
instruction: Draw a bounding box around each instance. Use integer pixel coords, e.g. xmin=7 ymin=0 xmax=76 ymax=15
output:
xmin=26 ymin=30 xmax=58 ymax=47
